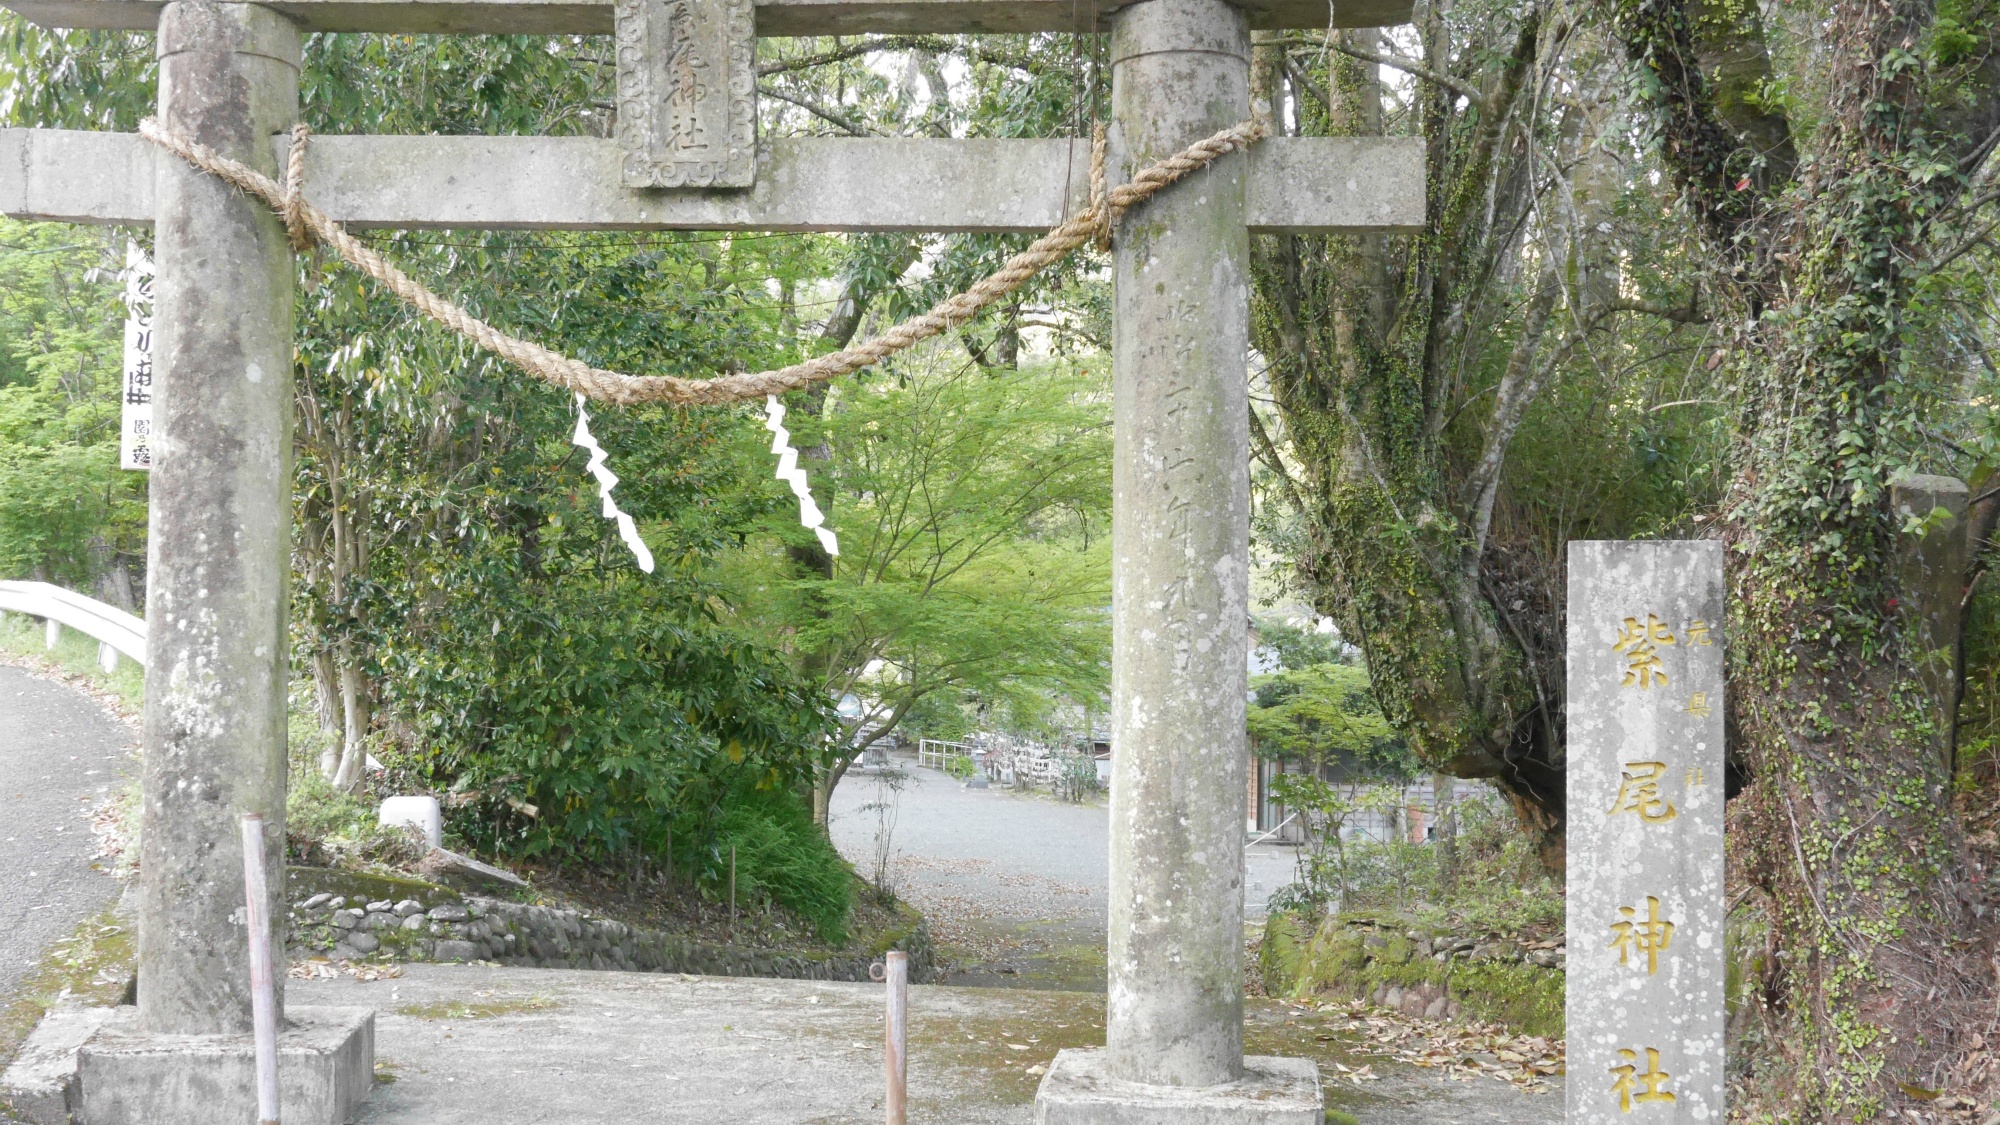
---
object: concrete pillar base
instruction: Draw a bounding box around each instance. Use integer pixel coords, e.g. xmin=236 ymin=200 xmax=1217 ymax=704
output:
xmin=75 ymin=1006 xmax=374 ymax=1125
xmin=1 ymin=1007 xmax=116 ymax=1125
xmin=1033 ymin=1049 xmax=1323 ymax=1125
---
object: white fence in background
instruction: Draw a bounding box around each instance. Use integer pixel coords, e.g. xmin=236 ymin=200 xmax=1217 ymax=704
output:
xmin=916 ymin=738 xmax=974 ymax=771
xmin=914 ymin=734 xmax=1110 ymax=794
xmin=0 ymin=580 xmax=146 ymax=672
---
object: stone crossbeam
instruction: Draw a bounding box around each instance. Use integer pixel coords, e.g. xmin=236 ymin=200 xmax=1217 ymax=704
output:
xmin=4 ymin=0 xmax=1406 ymax=33
xmin=0 ymin=129 xmax=1423 ymax=233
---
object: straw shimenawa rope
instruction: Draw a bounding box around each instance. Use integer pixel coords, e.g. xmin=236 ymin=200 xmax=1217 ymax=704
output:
xmin=140 ymin=116 xmax=1268 ymax=407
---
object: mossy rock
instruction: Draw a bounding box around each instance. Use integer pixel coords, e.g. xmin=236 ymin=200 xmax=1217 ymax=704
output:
xmin=863 ymin=901 xmax=928 ymax=957
xmin=286 ymin=865 xmax=462 ymax=908
xmin=1260 ymin=912 xmax=1564 ymax=1038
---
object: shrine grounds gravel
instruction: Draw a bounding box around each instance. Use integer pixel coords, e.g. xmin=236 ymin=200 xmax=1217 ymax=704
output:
xmin=0 ymin=663 xmax=133 ymax=1005
xmin=828 ymin=753 xmax=1307 ymax=990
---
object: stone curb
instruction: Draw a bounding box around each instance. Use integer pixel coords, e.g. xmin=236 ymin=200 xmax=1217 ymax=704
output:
xmin=288 ymin=887 xmax=935 ymax=984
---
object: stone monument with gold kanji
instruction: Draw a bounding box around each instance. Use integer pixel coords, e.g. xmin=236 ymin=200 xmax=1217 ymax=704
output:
xmin=1567 ymin=540 xmax=1726 ymax=1125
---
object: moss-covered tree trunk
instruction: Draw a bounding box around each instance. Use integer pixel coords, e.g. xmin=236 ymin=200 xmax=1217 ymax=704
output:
xmin=1609 ymin=0 xmax=2000 ymax=1111
xmin=1252 ymin=13 xmax=1588 ymax=864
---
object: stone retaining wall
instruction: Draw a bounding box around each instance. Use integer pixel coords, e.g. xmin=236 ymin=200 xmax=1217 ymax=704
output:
xmin=1259 ymin=912 xmax=1565 ymax=1037
xmin=287 ymin=872 xmax=934 ymax=984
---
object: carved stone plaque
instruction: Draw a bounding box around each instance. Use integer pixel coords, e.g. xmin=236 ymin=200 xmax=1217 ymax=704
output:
xmin=615 ymin=0 xmax=756 ymax=188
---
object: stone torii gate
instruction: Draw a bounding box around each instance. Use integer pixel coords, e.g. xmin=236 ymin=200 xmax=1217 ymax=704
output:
xmin=0 ymin=0 xmax=1419 ymax=1119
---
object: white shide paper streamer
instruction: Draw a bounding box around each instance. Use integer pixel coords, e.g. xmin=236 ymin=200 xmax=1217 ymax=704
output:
xmin=572 ymin=393 xmax=656 ymax=573
xmin=764 ymin=395 xmax=839 ymax=557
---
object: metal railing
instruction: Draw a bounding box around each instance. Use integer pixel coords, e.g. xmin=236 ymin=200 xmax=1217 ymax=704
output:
xmin=0 ymin=579 xmax=146 ymax=672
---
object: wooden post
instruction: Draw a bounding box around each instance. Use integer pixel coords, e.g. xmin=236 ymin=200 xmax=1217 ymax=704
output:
xmin=884 ymin=949 xmax=908 ymax=1125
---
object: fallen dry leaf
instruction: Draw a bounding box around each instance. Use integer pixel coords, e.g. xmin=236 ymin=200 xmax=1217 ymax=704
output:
xmin=1305 ymin=998 xmax=1564 ymax=1093
xmin=289 ymin=958 xmax=404 ymax=982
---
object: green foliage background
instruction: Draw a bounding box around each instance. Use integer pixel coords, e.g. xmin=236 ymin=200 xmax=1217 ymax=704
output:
xmin=0 ymin=20 xmax=1125 ymax=941
xmin=0 ymin=221 xmax=144 ymax=590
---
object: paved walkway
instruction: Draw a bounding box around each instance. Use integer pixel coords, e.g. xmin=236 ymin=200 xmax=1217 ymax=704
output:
xmin=293 ymin=963 xmax=1560 ymax=1125
xmin=827 ymin=754 xmax=1299 ymax=990
xmin=0 ymin=664 xmax=132 ymax=1002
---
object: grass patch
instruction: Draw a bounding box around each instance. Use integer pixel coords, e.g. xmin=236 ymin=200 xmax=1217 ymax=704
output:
xmin=713 ymin=785 xmax=855 ymax=945
xmin=393 ymin=996 xmax=556 ymax=1021
xmin=0 ymin=611 xmax=144 ymax=712
xmin=0 ymin=906 xmax=135 ymax=1074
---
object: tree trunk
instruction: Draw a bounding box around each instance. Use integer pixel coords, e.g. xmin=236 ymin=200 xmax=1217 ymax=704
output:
xmin=1607 ymin=0 xmax=2000 ymax=1108
xmin=1250 ymin=16 xmax=1570 ymax=864
xmin=812 ymin=752 xmax=855 ymax=828
xmin=331 ymin=648 xmax=371 ymax=790
xmin=296 ymin=381 xmax=377 ymax=791
xmin=1432 ymin=771 xmax=1458 ymax=893
xmin=102 ymin=554 xmax=137 ymax=613
xmin=311 ymin=647 xmax=342 ymax=777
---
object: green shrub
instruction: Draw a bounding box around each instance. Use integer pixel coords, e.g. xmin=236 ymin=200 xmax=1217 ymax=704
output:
xmin=372 ymin=568 xmax=855 ymax=935
xmin=285 ymin=748 xmax=423 ymax=868
xmin=712 ymin=783 xmax=854 ymax=944
xmin=1268 ymin=785 xmax=1563 ymax=935
xmin=382 ymin=570 xmax=835 ymax=868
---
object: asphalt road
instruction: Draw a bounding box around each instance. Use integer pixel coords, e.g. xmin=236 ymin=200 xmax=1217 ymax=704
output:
xmin=0 ymin=664 xmax=133 ymax=1002
xmin=828 ymin=753 xmax=1299 ymax=990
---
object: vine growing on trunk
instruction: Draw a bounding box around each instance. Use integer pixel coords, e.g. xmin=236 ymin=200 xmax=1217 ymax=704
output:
xmin=1249 ymin=6 xmax=1724 ymax=866
xmin=1608 ymin=0 xmax=2000 ymax=1111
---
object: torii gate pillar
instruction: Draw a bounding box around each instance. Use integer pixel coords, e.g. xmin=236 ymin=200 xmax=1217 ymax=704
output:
xmin=73 ymin=5 xmax=377 ymax=1124
xmin=1037 ymin=0 xmax=1319 ymax=1120
xmin=140 ymin=0 xmax=298 ymax=1037
xmin=1105 ymin=0 xmax=1251 ymax=1090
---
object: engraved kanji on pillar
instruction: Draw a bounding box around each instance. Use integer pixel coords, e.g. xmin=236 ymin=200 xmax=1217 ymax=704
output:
xmin=615 ymin=0 xmax=756 ymax=187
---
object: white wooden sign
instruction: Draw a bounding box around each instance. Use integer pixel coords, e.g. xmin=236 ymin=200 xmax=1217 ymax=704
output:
xmin=118 ymin=240 xmax=153 ymax=471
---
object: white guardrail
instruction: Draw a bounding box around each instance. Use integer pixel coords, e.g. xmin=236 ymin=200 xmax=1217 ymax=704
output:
xmin=0 ymin=580 xmax=146 ymax=672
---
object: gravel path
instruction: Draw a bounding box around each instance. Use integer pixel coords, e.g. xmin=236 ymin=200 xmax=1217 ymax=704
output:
xmin=828 ymin=753 xmax=1301 ymax=991
xmin=0 ymin=663 xmax=134 ymax=1002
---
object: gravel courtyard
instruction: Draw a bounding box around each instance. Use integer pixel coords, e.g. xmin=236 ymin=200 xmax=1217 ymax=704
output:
xmin=826 ymin=752 xmax=1299 ymax=991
